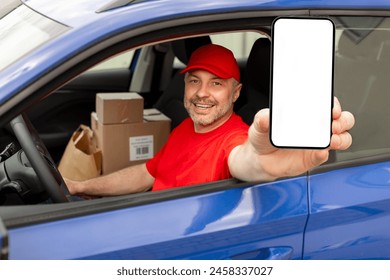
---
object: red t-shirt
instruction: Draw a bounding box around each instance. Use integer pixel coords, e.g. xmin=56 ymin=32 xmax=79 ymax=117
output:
xmin=146 ymin=113 xmax=249 ymax=191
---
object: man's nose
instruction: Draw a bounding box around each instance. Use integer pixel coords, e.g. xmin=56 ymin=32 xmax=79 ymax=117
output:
xmin=196 ymin=83 xmax=210 ymax=98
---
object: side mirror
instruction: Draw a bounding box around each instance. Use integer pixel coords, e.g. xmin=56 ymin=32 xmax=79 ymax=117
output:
xmin=270 ymin=17 xmax=335 ymax=148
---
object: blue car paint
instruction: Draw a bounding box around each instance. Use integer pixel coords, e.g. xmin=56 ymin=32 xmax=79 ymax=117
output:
xmin=23 ymin=0 xmax=390 ymax=26
xmin=305 ymin=161 xmax=390 ymax=259
xmin=8 ymin=177 xmax=307 ymax=259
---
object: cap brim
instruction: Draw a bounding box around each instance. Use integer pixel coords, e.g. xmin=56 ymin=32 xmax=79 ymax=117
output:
xmin=180 ymin=65 xmax=232 ymax=79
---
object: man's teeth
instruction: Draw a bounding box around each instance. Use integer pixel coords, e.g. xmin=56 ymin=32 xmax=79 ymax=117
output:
xmin=195 ymin=104 xmax=213 ymax=108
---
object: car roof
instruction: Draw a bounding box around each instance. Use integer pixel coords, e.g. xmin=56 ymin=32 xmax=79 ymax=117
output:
xmin=24 ymin=0 xmax=390 ymax=27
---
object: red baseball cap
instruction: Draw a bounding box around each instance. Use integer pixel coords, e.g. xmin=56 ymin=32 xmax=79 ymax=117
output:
xmin=180 ymin=44 xmax=240 ymax=82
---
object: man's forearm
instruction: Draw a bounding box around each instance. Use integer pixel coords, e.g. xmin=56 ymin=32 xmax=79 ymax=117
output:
xmin=228 ymin=144 xmax=277 ymax=182
xmin=67 ymin=163 xmax=154 ymax=196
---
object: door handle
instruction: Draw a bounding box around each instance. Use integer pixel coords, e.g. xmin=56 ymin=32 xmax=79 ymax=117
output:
xmin=230 ymin=246 xmax=293 ymax=260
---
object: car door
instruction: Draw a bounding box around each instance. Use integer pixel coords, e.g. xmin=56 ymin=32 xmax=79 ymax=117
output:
xmin=2 ymin=177 xmax=308 ymax=260
xmin=305 ymin=161 xmax=390 ymax=259
xmin=303 ymin=15 xmax=390 ymax=259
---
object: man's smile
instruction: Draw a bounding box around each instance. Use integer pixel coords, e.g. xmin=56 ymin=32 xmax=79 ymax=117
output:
xmin=194 ymin=103 xmax=214 ymax=109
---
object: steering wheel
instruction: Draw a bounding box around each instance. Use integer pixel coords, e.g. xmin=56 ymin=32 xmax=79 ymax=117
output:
xmin=10 ymin=114 xmax=69 ymax=203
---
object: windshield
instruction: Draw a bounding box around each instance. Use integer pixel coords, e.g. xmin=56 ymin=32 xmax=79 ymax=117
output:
xmin=0 ymin=2 xmax=68 ymax=71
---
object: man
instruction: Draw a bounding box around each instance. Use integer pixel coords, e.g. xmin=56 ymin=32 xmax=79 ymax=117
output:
xmin=66 ymin=44 xmax=354 ymax=196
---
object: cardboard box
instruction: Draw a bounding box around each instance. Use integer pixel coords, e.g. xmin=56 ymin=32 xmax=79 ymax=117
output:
xmin=91 ymin=109 xmax=171 ymax=174
xmin=96 ymin=92 xmax=144 ymax=124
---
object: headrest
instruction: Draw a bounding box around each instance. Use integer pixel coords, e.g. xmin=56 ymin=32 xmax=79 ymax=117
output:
xmin=172 ymin=36 xmax=212 ymax=65
xmin=246 ymin=37 xmax=271 ymax=94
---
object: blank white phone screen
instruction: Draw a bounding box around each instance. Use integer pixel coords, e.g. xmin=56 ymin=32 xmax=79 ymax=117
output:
xmin=270 ymin=17 xmax=334 ymax=148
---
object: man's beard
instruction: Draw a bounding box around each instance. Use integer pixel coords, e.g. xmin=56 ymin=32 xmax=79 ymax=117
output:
xmin=185 ymin=96 xmax=233 ymax=127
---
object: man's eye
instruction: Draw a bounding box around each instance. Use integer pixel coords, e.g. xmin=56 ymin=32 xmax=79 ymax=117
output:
xmin=212 ymin=81 xmax=222 ymax=86
xmin=188 ymin=79 xmax=199 ymax=84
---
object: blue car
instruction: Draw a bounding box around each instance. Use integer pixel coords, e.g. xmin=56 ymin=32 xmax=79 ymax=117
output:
xmin=1 ymin=0 xmax=390 ymax=260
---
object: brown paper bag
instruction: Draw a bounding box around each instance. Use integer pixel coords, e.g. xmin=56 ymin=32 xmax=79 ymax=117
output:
xmin=58 ymin=125 xmax=102 ymax=181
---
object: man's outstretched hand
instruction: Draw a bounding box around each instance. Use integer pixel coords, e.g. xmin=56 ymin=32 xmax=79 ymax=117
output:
xmin=229 ymin=97 xmax=355 ymax=181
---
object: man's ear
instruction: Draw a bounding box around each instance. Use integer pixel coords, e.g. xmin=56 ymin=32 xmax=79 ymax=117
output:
xmin=233 ymin=83 xmax=242 ymax=103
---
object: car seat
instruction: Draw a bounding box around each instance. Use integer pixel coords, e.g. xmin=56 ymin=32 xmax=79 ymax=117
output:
xmin=154 ymin=36 xmax=212 ymax=129
xmin=237 ymin=37 xmax=271 ymax=125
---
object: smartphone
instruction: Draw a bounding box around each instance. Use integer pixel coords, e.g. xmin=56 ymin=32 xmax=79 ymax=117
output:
xmin=270 ymin=17 xmax=335 ymax=148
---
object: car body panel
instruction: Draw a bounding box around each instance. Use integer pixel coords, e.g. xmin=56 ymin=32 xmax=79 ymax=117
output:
xmin=23 ymin=0 xmax=390 ymax=28
xmin=7 ymin=177 xmax=307 ymax=259
xmin=305 ymin=161 xmax=390 ymax=259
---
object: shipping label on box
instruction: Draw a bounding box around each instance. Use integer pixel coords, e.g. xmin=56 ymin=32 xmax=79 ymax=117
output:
xmin=91 ymin=110 xmax=171 ymax=174
xmin=129 ymin=135 xmax=154 ymax=161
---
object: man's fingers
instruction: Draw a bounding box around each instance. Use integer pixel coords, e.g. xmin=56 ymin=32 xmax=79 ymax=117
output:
xmin=253 ymin=103 xmax=354 ymax=152
xmin=253 ymin=108 xmax=270 ymax=134
xmin=330 ymin=131 xmax=353 ymax=150
xmin=332 ymin=111 xmax=355 ymax=134
xmin=332 ymin=97 xmax=342 ymax=119
xmin=331 ymin=97 xmax=354 ymax=151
